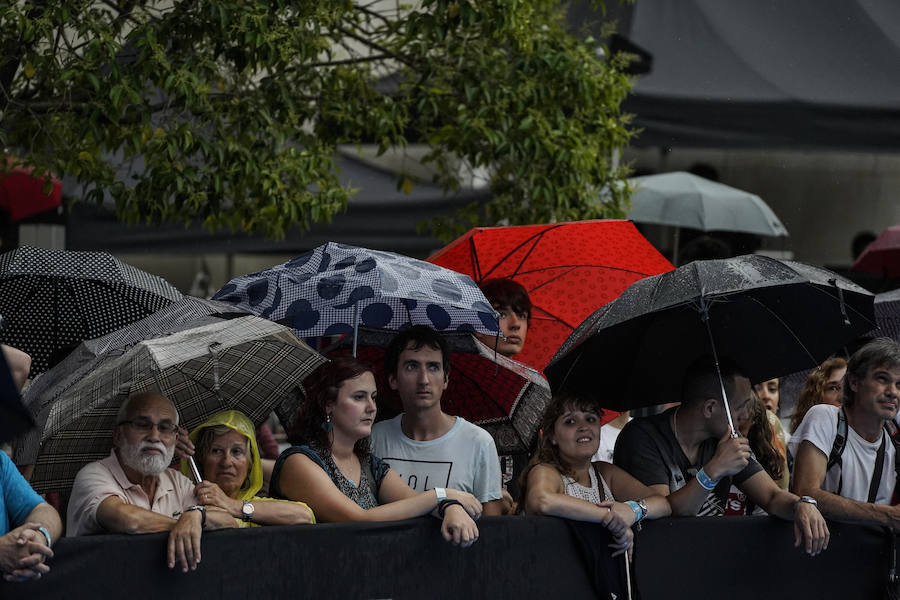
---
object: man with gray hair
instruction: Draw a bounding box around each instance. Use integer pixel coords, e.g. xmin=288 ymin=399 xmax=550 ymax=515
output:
xmin=792 ymin=338 xmax=900 ymax=529
xmin=67 ymin=391 xmax=235 ymax=571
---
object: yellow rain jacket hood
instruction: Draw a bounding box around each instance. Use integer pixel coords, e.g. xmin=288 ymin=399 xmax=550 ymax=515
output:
xmin=181 ymin=410 xmax=263 ymax=500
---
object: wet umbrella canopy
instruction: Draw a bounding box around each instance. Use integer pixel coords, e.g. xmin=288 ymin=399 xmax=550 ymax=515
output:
xmin=31 ymin=316 xmax=326 ymax=493
xmin=546 ymin=255 xmax=875 ymax=413
xmin=213 ymin=242 xmax=500 ymax=347
xmin=14 ymin=297 xmax=246 ymax=466
xmin=427 ymin=220 xmax=673 ymax=371
xmin=0 ymin=246 xmax=183 ymax=374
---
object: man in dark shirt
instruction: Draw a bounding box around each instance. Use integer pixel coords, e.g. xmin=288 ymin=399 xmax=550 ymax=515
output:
xmin=614 ymin=359 xmax=829 ymax=555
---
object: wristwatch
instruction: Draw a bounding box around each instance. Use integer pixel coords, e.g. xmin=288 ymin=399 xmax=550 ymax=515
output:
xmin=798 ymin=495 xmax=818 ymax=507
xmin=241 ymin=500 xmax=255 ymax=522
xmin=636 ymin=498 xmax=649 ymax=521
xmin=434 ymin=487 xmax=447 ymax=502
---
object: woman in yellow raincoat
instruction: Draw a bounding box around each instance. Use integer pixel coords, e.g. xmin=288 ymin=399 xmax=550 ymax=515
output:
xmin=181 ymin=410 xmax=315 ymax=527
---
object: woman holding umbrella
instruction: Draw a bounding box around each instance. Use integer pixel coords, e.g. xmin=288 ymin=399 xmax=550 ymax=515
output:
xmin=181 ymin=410 xmax=315 ymax=527
xmin=269 ymin=357 xmax=483 ymax=547
xmin=518 ymin=392 xmax=671 ymax=555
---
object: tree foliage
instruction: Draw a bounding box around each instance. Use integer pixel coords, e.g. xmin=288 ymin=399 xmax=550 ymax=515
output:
xmin=0 ymin=0 xmax=633 ymax=240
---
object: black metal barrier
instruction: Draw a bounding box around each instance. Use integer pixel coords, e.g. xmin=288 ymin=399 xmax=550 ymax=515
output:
xmin=17 ymin=516 xmax=893 ymax=599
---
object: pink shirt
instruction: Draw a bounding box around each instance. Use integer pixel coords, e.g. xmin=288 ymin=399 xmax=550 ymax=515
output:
xmin=67 ymin=450 xmax=197 ymax=536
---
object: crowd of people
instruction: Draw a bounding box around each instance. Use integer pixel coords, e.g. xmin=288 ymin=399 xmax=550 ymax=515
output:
xmin=2 ymin=276 xmax=900 ymax=583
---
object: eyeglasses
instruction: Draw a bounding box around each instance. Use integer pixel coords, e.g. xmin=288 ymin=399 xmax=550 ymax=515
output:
xmin=118 ymin=418 xmax=178 ymax=436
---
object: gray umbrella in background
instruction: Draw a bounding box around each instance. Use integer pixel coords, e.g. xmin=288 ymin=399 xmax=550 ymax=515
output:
xmin=626 ymin=172 xmax=788 ymax=264
xmin=31 ymin=315 xmax=326 ymax=493
xmin=13 ymin=297 xmax=246 ymax=466
xmin=0 ymin=245 xmax=183 ymax=374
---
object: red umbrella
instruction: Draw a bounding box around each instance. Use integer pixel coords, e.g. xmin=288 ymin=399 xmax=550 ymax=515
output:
xmin=852 ymin=225 xmax=900 ymax=278
xmin=327 ymin=327 xmax=551 ymax=454
xmin=427 ymin=220 xmax=674 ymax=372
xmin=0 ymin=167 xmax=62 ymax=222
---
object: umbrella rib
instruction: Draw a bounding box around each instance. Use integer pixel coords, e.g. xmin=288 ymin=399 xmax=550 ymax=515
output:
xmin=479 ymin=226 xmax=565 ymax=280
xmin=513 ymin=264 xmax=659 ymax=280
xmin=469 ymin=237 xmax=483 ymax=281
xmin=743 ymin=294 xmax=819 ymax=364
xmin=451 ymin=367 xmax=529 ymax=450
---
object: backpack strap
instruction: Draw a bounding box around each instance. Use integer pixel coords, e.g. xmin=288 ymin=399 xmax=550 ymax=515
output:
xmin=867 ymin=432 xmax=887 ymax=504
xmin=827 ymin=407 xmax=849 ymax=496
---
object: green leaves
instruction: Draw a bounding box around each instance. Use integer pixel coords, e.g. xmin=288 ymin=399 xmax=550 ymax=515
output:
xmin=1 ymin=0 xmax=631 ymax=241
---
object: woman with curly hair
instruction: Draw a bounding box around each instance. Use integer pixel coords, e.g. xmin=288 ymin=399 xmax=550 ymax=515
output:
xmin=269 ymin=356 xmax=482 ymax=547
xmin=789 ymin=357 xmax=847 ymax=433
xmin=726 ymin=393 xmax=790 ymax=514
xmin=518 ymin=392 xmax=670 ymax=556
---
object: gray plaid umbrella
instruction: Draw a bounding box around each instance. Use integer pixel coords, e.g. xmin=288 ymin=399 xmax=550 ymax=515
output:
xmin=212 ymin=243 xmax=501 ymax=352
xmin=0 ymin=245 xmax=183 ymax=374
xmin=14 ymin=297 xmax=246 ymax=466
xmin=30 ymin=315 xmax=327 ymax=493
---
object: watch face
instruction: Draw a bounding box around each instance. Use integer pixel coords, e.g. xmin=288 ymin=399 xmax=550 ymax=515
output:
xmin=242 ymin=503 xmax=254 ymax=518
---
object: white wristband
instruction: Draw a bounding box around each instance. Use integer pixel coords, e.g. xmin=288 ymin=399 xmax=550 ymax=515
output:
xmin=434 ymin=487 xmax=447 ymax=502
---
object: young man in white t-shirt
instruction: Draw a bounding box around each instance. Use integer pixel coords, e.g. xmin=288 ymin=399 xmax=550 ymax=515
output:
xmin=793 ymin=338 xmax=900 ymax=528
xmin=371 ymin=326 xmax=503 ymax=515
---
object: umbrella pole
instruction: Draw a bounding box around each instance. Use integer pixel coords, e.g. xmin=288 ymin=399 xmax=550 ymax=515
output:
xmin=672 ymin=227 xmax=680 ymax=266
xmin=699 ymin=299 xmax=738 ymax=438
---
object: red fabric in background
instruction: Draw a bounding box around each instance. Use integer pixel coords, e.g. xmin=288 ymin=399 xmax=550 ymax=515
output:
xmin=852 ymin=224 xmax=900 ymax=278
xmin=0 ymin=168 xmax=62 ymax=221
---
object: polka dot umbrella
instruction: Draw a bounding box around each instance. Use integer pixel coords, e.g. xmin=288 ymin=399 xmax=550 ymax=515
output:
xmin=212 ymin=242 xmax=501 ymax=347
xmin=0 ymin=246 xmax=183 ymax=375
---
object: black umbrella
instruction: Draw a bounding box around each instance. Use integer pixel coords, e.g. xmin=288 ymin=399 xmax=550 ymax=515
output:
xmin=546 ymin=255 xmax=875 ymax=432
xmin=0 ymin=245 xmax=183 ymax=374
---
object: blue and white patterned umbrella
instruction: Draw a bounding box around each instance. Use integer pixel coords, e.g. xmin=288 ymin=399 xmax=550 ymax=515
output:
xmin=212 ymin=243 xmax=500 ymax=341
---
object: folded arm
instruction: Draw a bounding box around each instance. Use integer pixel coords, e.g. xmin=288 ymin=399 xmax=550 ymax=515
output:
xmin=793 ymin=440 xmax=900 ymax=529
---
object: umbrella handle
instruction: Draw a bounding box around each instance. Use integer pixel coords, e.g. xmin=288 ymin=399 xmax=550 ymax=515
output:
xmin=699 ymin=299 xmax=738 ymax=437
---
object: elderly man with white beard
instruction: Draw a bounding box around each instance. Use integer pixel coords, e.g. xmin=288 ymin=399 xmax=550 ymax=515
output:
xmin=67 ymin=392 xmax=235 ymax=571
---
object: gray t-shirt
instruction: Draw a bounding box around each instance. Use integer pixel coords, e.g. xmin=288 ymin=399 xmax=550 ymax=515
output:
xmin=371 ymin=415 xmax=502 ymax=503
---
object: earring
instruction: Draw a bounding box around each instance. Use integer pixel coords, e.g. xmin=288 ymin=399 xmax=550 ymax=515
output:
xmin=321 ymin=413 xmax=333 ymax=433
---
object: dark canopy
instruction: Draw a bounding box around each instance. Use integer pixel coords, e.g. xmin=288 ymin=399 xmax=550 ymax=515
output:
xmin=597 ymin=0 xmax=900 ymax=150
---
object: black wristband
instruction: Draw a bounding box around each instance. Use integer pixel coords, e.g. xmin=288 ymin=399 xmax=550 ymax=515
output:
xmin=438 ymin=499 xmax=464 ymax=518
xmin=186 ymin=505 xmax=207 ymax=528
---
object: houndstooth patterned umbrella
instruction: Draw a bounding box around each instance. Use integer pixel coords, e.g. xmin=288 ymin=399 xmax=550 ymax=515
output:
xmin=14 ymin=297 xmax=246 ymax=466
xmin=30 ymin=315 xmax=326 ymax=493
xmin=0 ymin=245 xmax=183 ymax=374
xmin=212 ymin=243 xmax=501 ymax=341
